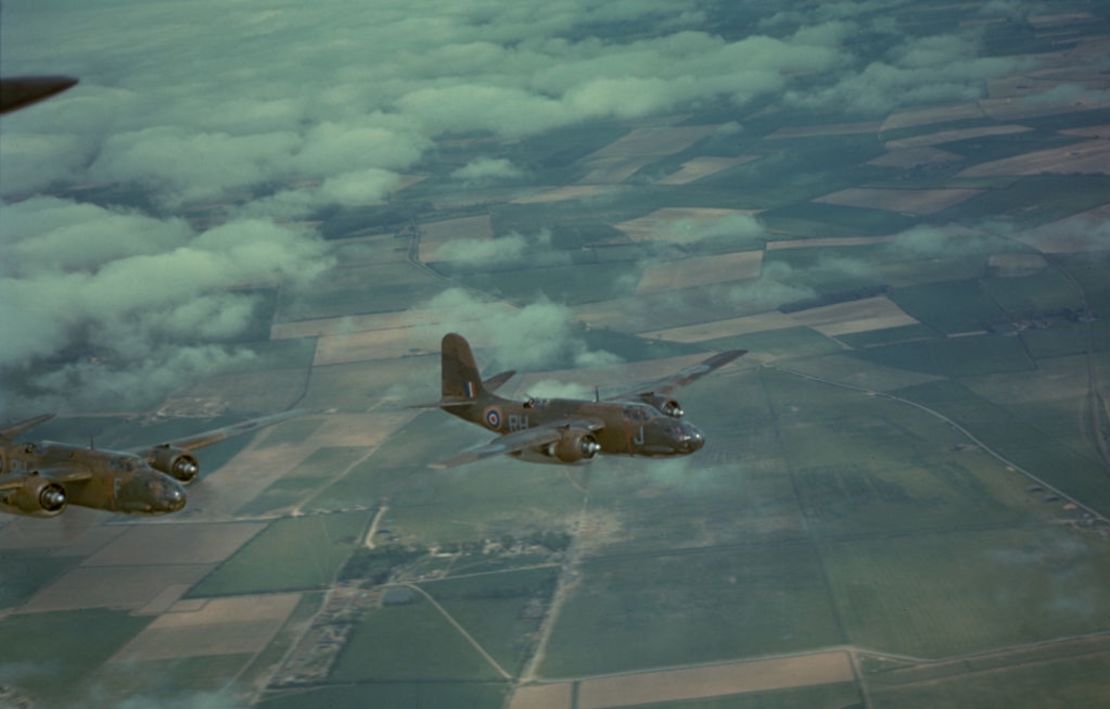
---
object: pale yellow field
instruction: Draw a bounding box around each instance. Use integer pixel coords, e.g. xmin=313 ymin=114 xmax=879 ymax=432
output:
xmin=418 ymin=214 xmax=494 ymax=262
xmin=511 ymin=185 xmax=621 ymax=204
xmin=161 ymin=367 xmax=312 ymax=415
xmin=82 ymin=522 xmax=266 ymax=566
xmin=191 ymin=411 xmax=413 ymax=519
xmin=1060 ymin=124 xmax=1110 ymax=138
xmin=21 ymin=564 xmax=213 ymax=613
xmin=980 ymin=93 xmax=1110 ymax=121
xmin=986 ymin=76 xmax=1060 ymax=100
xmin=273 ymin=301 xmax=517 ymax=341
xmin=643 ymin=311 xmax=799 ymax=343
xmin=180 ymin=439 xmax=320 ymax=521
xmin=431 ymin=187 xmax=534 ymax=210
xmin=1063 ymin=35 xmax=1110 ymax=64
xmin=868 ymin=147 xmax=963 ymax=169
xmin=314 ymin=325 xmax=479 ymax=366
xmin=297 ymin=411 xmax=417 ymax=448
xmin=636 ymin=251 xmax=763 ymax=294
xmin=766 ymin=121 xmax=881 ymax=139
xmin=886 ymin=124 xmax=1031 ymax=150
xmin=1012 ymin=203 xmax=1110 ymax=253
xmin=586 ymin=125 xmax=718 ymax=159
xmin=574 ymin=125 xmax=722 ymax=185
xmin=814 ymin=187 xmax=982 ymax=215
xmin=574 ymin=651 xmax=855 ymax=709
xmin=0 ymin=509 xmax=123 ymax=554
xmin=299 ymin=356 xmax=438 ymax=412
xmin=880 ymin=102 xmax=985 ymax=132
xmin=1029 ymin=11 xmax=1095 ymax=28
xmin=988 ymin=253 xmax=1048 ymax=277
xmin=577 ymin=156 xmax=657 ymax=184
xmin=766 ymin=236 xmax=896 ymax=250
xmin=616 ymin=207 xmax=761 ymax=243
xmin=111 ymin=593 xmax=302 ymax=662
xmin=508 ymin=683 xmax=573 ymax=709
xmin=958 ymin=139 xmax=1110 ymax=177
xmin=789 ymin=296 xmax=920 ymax=337
xmin=572 ymin=296 xmax=651 ymax=331
xmin=657 ymin=156 xmax=760 ymax=185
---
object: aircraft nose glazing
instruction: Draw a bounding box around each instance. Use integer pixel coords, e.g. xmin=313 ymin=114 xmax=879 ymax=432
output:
xmin=147 ymin=477 xmax=187 ymax=512
xmin=163 ymin=484 xmax=187 ymax=512
xmin=679 ymin=425 xmax=705 ymax=452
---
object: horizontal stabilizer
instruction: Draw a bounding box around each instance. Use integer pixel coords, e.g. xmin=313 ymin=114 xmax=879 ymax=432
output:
xmin=1 ymin=413 xmax=55 ymax=440
xmin=409 ymin=370 xmax=515 ymax=409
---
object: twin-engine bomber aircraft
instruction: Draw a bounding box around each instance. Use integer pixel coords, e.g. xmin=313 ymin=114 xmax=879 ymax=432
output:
xmin=433 ymin=333 xmax=745 ymax=468
xmin=0 ymin=410 xmax=300 ymax=518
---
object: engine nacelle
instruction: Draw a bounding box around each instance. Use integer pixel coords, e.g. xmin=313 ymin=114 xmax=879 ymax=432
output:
xmin=5 ymin=476 xmax=67 ymax=518
xmin=147 ymin=446 xmax=200 ymax=484
xmin=641 ymin=393 xmax=684 ymax=418
xmin=546 ymin=430 xmax=601 ymax=464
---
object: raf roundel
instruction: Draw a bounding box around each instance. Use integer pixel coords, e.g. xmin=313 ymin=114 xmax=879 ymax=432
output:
xmin=483 ymin=407 xmax=502 ymax=430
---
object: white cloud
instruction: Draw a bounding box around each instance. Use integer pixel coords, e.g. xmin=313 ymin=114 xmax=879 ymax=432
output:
xmin=451 ymin=158 xmax=524 ymax=182
xmin=0 ymin=199 xmax=331 ymax=409
xmin=418 ymin=289 xmax=619 ymax=371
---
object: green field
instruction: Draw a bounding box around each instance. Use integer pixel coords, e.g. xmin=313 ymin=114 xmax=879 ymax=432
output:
xmin=825 ymin=526 xmax=1110 ymax=660
xmin=887 ymin=280 xmax=1007 ymax=334
xmin=761 ymin=369 xmax=1040 ymax=534
xmin=0 ymin=609 xmax=151 ymax=706
xmin=851 ymin=334 xmax=1036 ymax=378
xmin=1051 ymin=252 xmax=1110 ymax=319
xmin=871 ymin=653 xmax=1110 ymax=709
xmin=894 ymin=379 xmax=1110 ymax=516
xmin=962 ymin=355 xmax=1107 ymax=458
xmin=420 ymin=566 xmax=559 ymax=676
xmin=629 ymin=683 xmax=863 ymax=709
xmin=699 ymin=326 xmax=842 ymax=361
xmin=941 ymin=131 xmax=1084 ymax=164
xmin=983 ymin=268 xmax=1084 ymax=318
xmin=306 ymin=412 xmax=583 ymax=545
xmin=1020 ymin=320 xmax=1107 ymax=359
xmin=255 ymin=416 xmax=327 ymax=448
xmin=86 ymin=653 xmax=251 ymax=704
xmin=260 ymin=682 xmax=507 ymax=709
xmin=329 ymin=593 xmax=502 ymax=682
xmin=540 ymin=542 xmax=843 ymax=677
xmin=451 ymin=261 xmax=641 ymax=305
xmin=0 ymin=551 xmax=79 ymax=610
xmin=939 ymin=175 xmax=1110 ymax=227
xmin=188 ymin=510 xmax=371 ymax=596
xmin=236 ymin=592 xmax=327 ymax=693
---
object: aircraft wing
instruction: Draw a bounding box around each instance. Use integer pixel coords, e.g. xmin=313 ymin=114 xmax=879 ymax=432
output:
xmin=607 ymin=349 xmax=747 ymax=399
xmin=1 ymin=414 xmax=56 ymax=439
xmin=0 ymin=76 xmax=78 ymax=115
xmin=0 ymin=468 xmax=93 ymax=492
xmin=431 ymin=417 xmax=605 ymax=469
xmin=131 ymin=410 xmax=304 ymax=453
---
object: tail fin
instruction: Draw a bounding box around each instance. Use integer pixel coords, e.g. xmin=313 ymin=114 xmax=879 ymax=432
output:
xmin=441 ymin=333 xmax=485 ymax=406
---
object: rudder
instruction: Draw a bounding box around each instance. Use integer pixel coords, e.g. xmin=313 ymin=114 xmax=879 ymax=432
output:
xmin=441 ymin=333 xmax=484 ymax=403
